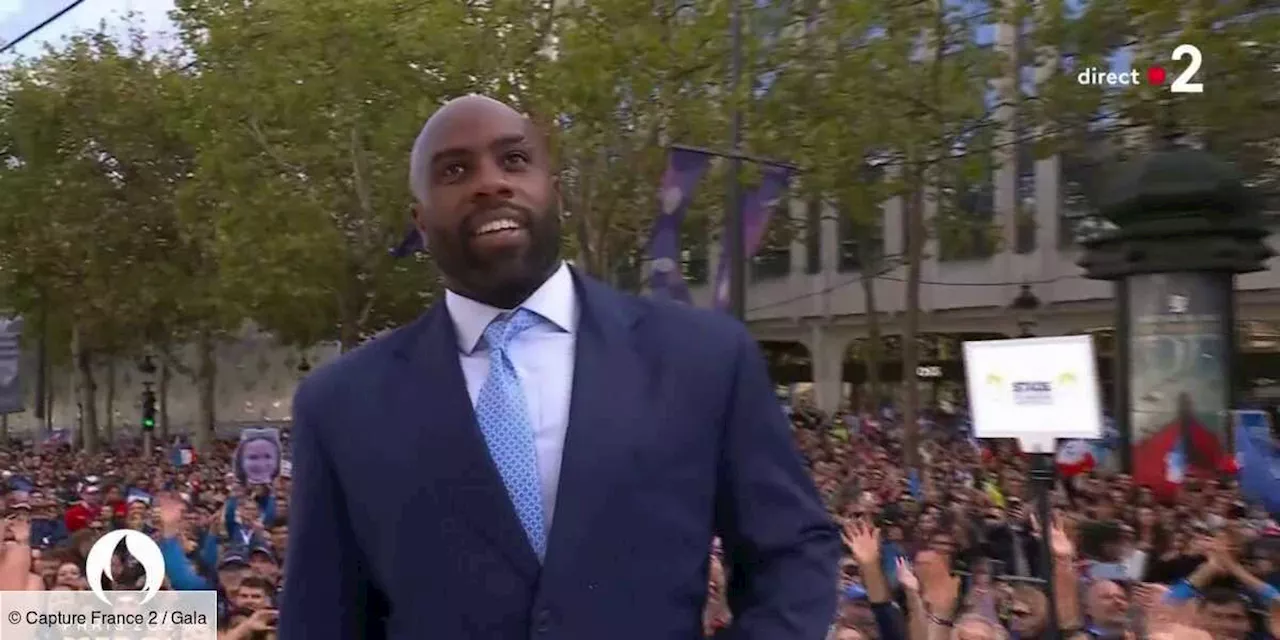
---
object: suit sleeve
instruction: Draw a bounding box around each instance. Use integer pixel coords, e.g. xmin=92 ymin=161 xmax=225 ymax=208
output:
xmin=714 ymin=328 xmax=841 ymax=640
xmin=278 ymin=380 xmax=383 ymax=640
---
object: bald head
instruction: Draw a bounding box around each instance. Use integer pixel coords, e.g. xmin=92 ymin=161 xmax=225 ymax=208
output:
xmin=407 ymin=93 xmax=561 ymax=309
xmin=410 ymin=95 xmax=533 ymax=203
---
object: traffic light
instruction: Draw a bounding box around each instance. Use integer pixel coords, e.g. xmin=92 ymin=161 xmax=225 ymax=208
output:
xmin=141 ymin=389 xmax=157 ymax=431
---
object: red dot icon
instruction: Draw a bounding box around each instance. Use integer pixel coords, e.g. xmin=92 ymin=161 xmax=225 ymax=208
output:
xmin=1147 ymin=67 xmax=1168 ymax=85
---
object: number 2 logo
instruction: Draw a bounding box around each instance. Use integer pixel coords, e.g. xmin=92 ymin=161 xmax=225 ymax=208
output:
xmin=1170 ymin=44 xmax=1203 ymax=94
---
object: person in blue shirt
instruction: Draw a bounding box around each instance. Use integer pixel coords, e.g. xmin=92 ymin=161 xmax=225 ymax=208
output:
xmin=24 ymin=496 xmax=67 ymax=548
xmin=223 ymin=487 xmax=276 ymax=547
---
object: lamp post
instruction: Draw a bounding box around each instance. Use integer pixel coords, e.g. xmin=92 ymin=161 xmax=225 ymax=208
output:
xmin=1008 ymin=283 xmax=1058 ymax=632
xmin=726 ymin=0 xmax=746 ymax=321
xmin=1010 ymin=284 xmax=1042 ymax=337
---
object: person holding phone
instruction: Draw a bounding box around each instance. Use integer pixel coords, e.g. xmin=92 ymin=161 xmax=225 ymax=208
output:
xmin=221 ymin=608 xmax=278 ymax=640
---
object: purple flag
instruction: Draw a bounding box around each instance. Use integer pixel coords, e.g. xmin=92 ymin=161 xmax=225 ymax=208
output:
xmin=647 ymin=148 xmax=712 ymax=301
xmin=712 ymin=164 xmax=795 ymax=310
xmin=390 ymin=225 xmax=424 ymax=258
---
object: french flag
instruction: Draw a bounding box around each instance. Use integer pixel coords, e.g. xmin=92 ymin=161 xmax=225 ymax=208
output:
xmin=170 ymin=444 xmax=195 ymax=466
xmin=1056 ymin=440 xmax=1096 ymax=477
xmin=1164 ymin=440 xmax=1186 ymax=484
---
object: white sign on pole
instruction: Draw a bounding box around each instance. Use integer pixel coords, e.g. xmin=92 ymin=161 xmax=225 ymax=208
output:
xmin=962 ymin=334 xmax=1105 ymax=453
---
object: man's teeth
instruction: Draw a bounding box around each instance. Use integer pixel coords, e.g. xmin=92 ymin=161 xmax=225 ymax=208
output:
xmin=476 ymin=219 xmax=521 ymax=235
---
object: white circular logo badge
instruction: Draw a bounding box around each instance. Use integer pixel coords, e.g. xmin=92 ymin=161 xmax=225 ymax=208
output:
xmin=85 ymin=529 xmax=167 ymax=606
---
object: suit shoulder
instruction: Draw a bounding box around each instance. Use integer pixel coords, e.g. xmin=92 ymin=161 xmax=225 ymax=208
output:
xmin=624 ymin=292 xmax=752 ymax=350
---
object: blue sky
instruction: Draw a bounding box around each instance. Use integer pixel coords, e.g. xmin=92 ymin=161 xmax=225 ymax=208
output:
xmin=0 ymin=0 xmax=175 ymax=58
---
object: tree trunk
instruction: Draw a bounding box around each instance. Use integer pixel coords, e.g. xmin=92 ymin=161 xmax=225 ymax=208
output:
xmin=901 ymin=166 xmax=926 ymax=471
xmin=103 ymin=360 xmax=116 ymax=440
xmin=71 ymin=325 xmax=100 ymax=454
xmin=858 ymin=234 xmax=883 ymax=411
xmin=43 ymin=348 xmax=53 ymax=432
xmin=159 ymin=360 xmax=171 ymax=440
xmin=194 ymin=329 xmax=217 ymax=452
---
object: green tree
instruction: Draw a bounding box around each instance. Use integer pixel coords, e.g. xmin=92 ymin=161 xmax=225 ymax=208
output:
xmin=753 ymin=0 xmax=899 ymax=408
xmin=0 ymin=33 xmax=201 ymax=451
xmin=1028 ymin=0 xmax=1280 ymax=235
xmin=169 ymin=0 xmax=503 ymax=351
xmin=888 ymin=0 xmax=1004 ymax=468
xmin=531 ymin=0 xmax=730 ymax=282
xmin=756 ymin=0 xmax=1000 ymax=451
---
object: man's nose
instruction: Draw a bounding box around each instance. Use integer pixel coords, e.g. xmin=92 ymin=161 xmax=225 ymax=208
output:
xmin=470 ymin=157 xmax=515 ymax=200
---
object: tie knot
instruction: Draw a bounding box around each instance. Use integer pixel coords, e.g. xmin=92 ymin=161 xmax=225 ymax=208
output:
xmin=482 ymin=308 xmax=541 ymax=353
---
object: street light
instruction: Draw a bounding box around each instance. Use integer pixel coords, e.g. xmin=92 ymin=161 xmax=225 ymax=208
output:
xmin=1010 ymin=284 xmax=1042 ymax=337
xmin=1009 ymin=282 xmax=1059 ymax=634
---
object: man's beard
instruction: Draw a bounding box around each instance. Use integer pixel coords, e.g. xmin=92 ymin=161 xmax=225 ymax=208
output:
xmin=434 ymin=202 xmax=562 ymax=308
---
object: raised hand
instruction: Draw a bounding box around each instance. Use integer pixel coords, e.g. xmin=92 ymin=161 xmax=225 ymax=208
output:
xmin=841 ymin=519 xmax=882 ymax=567
xmin=896 ymin=557 xmax=919 ymax=593
xmin=155 ymin=493 xmax=186 ymax=532
xmin=1049 ymin=519 xmax=1075 ymax=559
xmin=6 ymin=516 xmax=30 ymax=546
xmin=915 ymin=550 xmax=962 ymax=617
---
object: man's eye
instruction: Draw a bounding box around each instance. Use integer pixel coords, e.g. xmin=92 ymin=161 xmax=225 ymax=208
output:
xmin=440 ymin=163 xmax=466 ymax=180
xmin=503 ymin=151 xmax=530 ymax=168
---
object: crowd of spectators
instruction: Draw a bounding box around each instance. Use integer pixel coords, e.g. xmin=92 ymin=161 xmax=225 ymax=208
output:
xmin=0 ymin=438 xmax=285 ymax=638
xmin=702 ymin=407 xmax=1280 ymax=639
xmin=3 ymin=403 xmax=1279 ymax=640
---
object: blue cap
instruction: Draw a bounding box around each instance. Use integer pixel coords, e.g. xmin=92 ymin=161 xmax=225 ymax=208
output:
xmin=248 ymin=544 xmax=278 ymax=565
xmin=218 ymin=550 xmax=249 ymax=569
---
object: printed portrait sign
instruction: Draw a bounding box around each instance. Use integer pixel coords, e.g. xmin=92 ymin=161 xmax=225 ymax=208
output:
xmin=234 ymin=427 xmax=282 ymax=485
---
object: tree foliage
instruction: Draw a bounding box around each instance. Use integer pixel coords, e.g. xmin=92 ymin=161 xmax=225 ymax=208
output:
xmin=2 ymin=0 xmax=1279 ymax=452
xmin=168 ymin=0 xmax=480 ymax=349
xmin=529 ymin=0 xmax=731 ymax=285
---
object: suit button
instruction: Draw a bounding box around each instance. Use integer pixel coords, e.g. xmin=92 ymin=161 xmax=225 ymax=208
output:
xmin=535 ymin=609 xmax=552 ymax=633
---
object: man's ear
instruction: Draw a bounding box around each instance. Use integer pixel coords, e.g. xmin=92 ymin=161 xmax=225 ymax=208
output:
xmin=411 ymin=202 xmax=427 ymax=233
xmin=411 ymin=202 xmax=430 ymax=248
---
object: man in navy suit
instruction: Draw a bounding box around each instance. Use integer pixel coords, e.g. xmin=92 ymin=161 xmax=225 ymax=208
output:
xmin=279 ymin=95 xmax=839 ymax=639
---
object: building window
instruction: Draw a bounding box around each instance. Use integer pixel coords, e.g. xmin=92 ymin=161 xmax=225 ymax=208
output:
xmin=1014 ymin=131 xmax=1037 ymax=254
xmin=937 ymin=182 xmax=996 ymax=261
xmin=836 ymin=211 xmax=883 ymax=273
xmin=1056 ymin=149 xmax=1108 ymax=248
xmin=805 ymin=198 xmax=821 ymax=274
xmin=937 ymin=129 xmax=997 ymax=262
xmin=751 ymin=198 xmax=792 ymax=280
xmin=838 ymin=163 xmax=886 ymax=272
xmin=681 ymin=213 xmax=709 ymax=284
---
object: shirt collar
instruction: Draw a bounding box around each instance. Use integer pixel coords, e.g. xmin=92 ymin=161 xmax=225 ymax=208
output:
xmin=445 ymin=262 xmax=577 ymax=355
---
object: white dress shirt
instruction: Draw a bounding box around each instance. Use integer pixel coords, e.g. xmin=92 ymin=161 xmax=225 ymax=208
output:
xmin=445 ymin=263 xmax=577 ymax=537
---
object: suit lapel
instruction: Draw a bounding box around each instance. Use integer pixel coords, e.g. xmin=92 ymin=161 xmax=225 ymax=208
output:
xmin=543 ymin=271 xmax=647 ymax=571
xmin=392 ymin=305 xmax=541 ymax=581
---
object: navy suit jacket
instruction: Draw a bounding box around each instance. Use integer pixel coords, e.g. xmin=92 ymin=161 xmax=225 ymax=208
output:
xmin=279 ymin=270 xmax=839 ymax=639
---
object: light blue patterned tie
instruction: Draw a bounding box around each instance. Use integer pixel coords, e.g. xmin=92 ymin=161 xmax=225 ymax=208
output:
xmin=475 ymin=308 xmax=547 ymax=559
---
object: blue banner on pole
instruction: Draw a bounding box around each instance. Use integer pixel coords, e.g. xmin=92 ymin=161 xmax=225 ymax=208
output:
xmin=647 ymin=148 xmax=713 ymax=302
xmin=712 ymin=164 xmax=794 ymax=310
xmin=0 ymin=317 xmax=23 ymax=414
